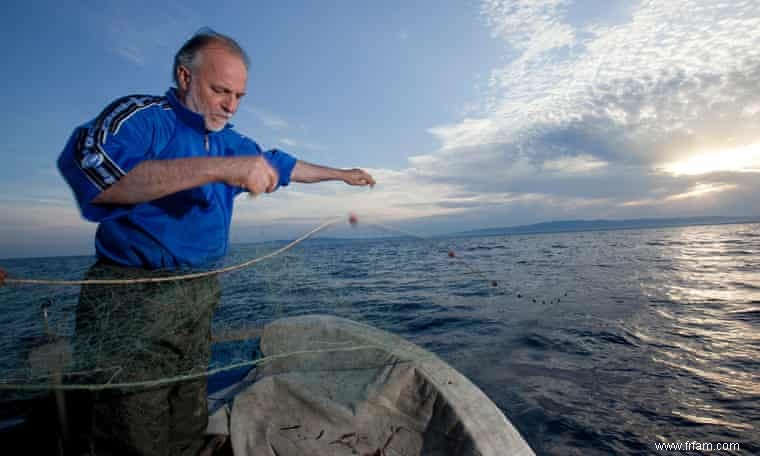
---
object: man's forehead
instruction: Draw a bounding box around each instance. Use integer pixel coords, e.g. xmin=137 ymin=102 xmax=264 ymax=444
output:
xmin=197 ymin=46 xmax=247 ymax=85
xmin=201 ymin=45 xmax=244 ymax=64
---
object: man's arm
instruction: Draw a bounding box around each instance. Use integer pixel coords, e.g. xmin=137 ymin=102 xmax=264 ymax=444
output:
xmin=93 ymin=157 xmax=375 ymax=205
xmin=291 ymin=160 xmax=375 ymax=187
xmin=93 ymin=155 xmax=278 ymax=204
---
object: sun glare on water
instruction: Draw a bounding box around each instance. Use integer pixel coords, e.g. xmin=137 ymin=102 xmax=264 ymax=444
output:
xmin=661 ymin=142 xmax=760 ymax=176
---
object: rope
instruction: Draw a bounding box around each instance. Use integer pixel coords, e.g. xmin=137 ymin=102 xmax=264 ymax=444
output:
xmin=0 ymin=344 xmax=429 ymax=391
xmin=1 ymin=215 xmax=503 ymax=289
xmin=2 ymin=217 xmax=342 ymax=286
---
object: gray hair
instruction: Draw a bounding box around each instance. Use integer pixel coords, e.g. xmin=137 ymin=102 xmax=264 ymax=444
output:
xmin=173 ymin=27 xmax=250 ymax=86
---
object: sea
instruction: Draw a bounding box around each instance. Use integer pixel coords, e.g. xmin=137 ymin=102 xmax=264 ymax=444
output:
xmin=1 ymin=222 xmax=758 ymax=455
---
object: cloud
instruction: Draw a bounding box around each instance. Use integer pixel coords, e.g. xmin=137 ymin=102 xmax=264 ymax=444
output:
xmin=81 ymin=0 xmax=197 ymax=66
xmin=542 ymin=154 xmax=608 ymax=175
xmin=665 ymin=183 xmax=738 ymax=201
xmin=398 ymin=0 xmax=760 ymax=224
xmin=10 ymin=1 xmax=760 ymax=259
xmin=482 ymin=0 xmax=575 ymax=57
xmin=659 ymin=142 xmax=760 ymax=176
xmin=241 ymin=106 xmax=290 ymax=130
xmin=0 ymin=199 xmax=95 ymax=258
xmin=233 ymin=168 xmax=466 ymax=225
xmin=620 ymin=182 xmax=738 ymax=207
xmin=113 ymin=44 xmax=146 ymax=66
xmin=228 ymin=162 xmax=628 ymax=243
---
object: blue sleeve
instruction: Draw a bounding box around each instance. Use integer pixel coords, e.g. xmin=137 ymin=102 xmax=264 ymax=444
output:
xmin=264 ymin=148 xmax=297 ymax=187
xmin=57 ymin=96 xmax=159 ymax=222
xmin=233 ymin=136 xmax=298 ymax=196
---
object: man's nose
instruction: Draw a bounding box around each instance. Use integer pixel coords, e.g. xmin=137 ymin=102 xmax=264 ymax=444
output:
xmin=222 ymin=95 xmax=238 ymax=114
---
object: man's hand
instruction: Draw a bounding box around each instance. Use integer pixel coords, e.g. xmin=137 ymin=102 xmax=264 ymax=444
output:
xmin=341 ymin=168 xmax=375 ymax=187
xmin=226 ymin=156 xmax=279 ymax=196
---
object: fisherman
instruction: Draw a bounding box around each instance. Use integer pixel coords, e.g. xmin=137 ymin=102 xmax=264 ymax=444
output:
xmin=56 ymin=28 xmax=375 ymax=455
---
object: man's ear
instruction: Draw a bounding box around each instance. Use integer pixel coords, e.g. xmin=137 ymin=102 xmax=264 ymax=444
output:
xmin=177 ymin=65 xmax=192 ymax=91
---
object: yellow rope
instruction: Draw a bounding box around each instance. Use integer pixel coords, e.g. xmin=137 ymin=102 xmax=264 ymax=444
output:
xmin=2 ymin=217 xmax=342 ymax=286
xmin=0 ymin=344 xmax=428 ymax=391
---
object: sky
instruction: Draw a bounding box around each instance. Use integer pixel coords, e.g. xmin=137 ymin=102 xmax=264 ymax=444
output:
xmin=1 ymin=0 xmax=759 ymax=258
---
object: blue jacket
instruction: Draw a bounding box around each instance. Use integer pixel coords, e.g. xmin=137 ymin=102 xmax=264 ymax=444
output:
xmin=58 ymin=89 xmax=297 ymax=269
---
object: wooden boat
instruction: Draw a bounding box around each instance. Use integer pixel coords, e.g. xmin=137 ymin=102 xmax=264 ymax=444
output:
xmin=206 ymin=315 xmax=535 ymax=455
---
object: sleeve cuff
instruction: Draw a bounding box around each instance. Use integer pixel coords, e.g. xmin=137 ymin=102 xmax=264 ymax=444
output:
xmin=264 ymin=149 xmax=297 ymax=188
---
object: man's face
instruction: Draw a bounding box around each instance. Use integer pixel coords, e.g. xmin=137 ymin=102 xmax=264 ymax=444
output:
xmin=178 ymin=46 xmax=247 ymax=132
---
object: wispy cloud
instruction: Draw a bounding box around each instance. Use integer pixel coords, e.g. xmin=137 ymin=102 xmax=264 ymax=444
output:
xmin=14 ymin=0 xmax=757 ymax=255
xmin=400 ymin=0 xmax=760 ymax=223
xmin=620 ymin=182 xmax=738 ymax=207
xmin=0 ymin=201 xmax=94 ymax=258
xmin=542 ymin=154 xmax=608 ymax=175
xmin=273 ymin=138 xmax=327 ymax=152
xmin=482 ymin=0 xmax=575 ymax=59
xmin=113 ymin=44 xmax=146 ymax=66
xmin=242 ymin=106 xmax=290 ymax=130
xmin=0 ymin=195 xmax=71 ymax=206
xmin=230 ymin=161 xmax=621 ymax=243
xmin=233 ymin=167 xmax=465 ymax=225
xmin=666 ymin=183 xmax=738 ymax=201
xmin=81 ymin=1 xmax=197 ymax=66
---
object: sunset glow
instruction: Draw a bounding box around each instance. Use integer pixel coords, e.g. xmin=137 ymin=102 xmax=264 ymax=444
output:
xmin=661 ymin=143 xmax=760 ymax=176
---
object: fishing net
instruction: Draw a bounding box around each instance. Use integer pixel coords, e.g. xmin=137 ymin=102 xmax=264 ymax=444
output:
xmin=0 ymin=216 xmax=535 ymax=455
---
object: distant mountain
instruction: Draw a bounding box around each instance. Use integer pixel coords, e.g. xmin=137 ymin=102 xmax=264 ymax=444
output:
xmin=451 ymin=216 xmax=760 ymax=238
xmin=233 ymin=216 xmax=760 ymax=247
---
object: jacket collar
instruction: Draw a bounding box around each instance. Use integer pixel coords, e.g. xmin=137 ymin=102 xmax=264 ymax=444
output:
xmin=165 ymin=88 xmax=234 ymax=134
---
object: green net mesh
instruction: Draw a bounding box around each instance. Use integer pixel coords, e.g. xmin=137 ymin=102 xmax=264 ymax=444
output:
xmin=0 ymin=221 xmax=421 ymax=392
xmin=0 ymin=218 xmax=535 ymax=455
